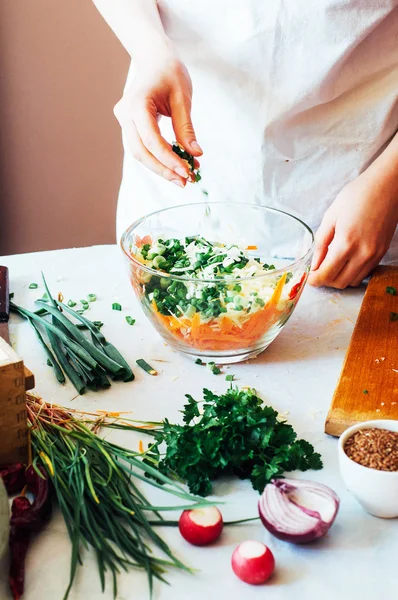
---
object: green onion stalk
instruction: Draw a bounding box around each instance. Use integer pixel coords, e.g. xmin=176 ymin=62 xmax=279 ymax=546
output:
xmin=26 ymin=395 xmax=213 ymax=600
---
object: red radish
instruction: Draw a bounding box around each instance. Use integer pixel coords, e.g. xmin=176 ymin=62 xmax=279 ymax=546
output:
xmin=178 ymin=506 xmax=223 ymax=546
xmin=231 ymin=540 xmax=275 ymax=585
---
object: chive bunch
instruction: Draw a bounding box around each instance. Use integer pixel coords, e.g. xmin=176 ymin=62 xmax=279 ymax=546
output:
xmin=11 ymin=275 xmax=134 ymax=394
xmin=27 ymin=396 xmax=210 ymax=599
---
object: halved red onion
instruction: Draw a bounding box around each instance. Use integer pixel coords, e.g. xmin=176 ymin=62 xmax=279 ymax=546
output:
xmin=258 ymin=478 xmax=340 ymax=544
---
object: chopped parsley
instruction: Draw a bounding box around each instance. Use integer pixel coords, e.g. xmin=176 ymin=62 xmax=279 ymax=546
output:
xmin=144 ymin=387 xmax=323 ymax=496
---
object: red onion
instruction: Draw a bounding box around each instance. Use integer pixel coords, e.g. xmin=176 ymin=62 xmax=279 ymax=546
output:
xmin=258 ymin=478 xmax=339 ymax=544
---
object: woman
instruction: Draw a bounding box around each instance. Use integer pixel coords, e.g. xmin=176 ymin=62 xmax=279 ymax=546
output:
xmin=93 ymin=0 xmax=398 ymax=289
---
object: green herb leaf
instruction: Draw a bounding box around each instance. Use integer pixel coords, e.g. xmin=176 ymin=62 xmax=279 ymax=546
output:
xmin=147 ymin=387 xmax=323 ymax=496
xmin=29 ymin=283 xmax=38 ymax=289
xmin=386 ymin=286 xmax=397 ymax=296
xmin=112 ymin=303 xmax=122 ymax=311
xmin=125 ymin=316 xmax=136 ymax=326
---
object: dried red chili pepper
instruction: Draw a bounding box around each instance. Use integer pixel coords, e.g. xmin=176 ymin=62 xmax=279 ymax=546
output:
xmin=9 ymin=497 xmax=32 ymax=600
xmin=288 ymin=273 xmax=306 ymax=301
xmin=0 ymin=463 xmax=26 ymax=495
xmin=8 ymin=466 xmax=52 ymax=600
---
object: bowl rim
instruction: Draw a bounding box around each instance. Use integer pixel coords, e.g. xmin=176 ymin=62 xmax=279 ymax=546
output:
xmin=120 ymin=201 xmax=315 ymax=284
xmin=338 ymin=419 xmax=398 ymax=477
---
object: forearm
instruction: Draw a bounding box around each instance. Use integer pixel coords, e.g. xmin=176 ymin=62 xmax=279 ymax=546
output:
xmin=92 ymin=0 xmax=172 ymax=60
xmin=365 ymin=131 xmax=398 ymax=206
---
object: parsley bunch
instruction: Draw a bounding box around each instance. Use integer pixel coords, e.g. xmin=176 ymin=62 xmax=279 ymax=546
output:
xmin=145 ymin=387 xmax=323 ymax=496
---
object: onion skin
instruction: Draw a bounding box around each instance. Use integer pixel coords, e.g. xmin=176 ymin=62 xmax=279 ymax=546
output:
xmin=258 ymin=478 xmax=340 ymax=544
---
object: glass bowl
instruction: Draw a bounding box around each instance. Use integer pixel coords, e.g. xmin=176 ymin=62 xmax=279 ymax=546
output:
xmin=120 ymin=202 xmax=314 ymax=363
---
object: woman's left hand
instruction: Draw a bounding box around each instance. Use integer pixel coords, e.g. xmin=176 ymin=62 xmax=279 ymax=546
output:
xmin=308 ymin=170 xmax=398 ymax=289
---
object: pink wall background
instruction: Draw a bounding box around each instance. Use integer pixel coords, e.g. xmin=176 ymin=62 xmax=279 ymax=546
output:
xmin=0 ymin=0 xmax=129 ymax=255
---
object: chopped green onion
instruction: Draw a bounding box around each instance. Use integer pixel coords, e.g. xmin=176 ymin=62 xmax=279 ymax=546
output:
xmin=46 ymin=358 xmax=53 ymax=367
xmin=29 ymin=283 xmax=38 ymax=289
xmin=112 ymin=303 xmax=122 ymax=311
xmin=226 ymin=374 xmax=235 ymax=382
xmin=195 ymin=358 xmax=204 ymax=365
xmin=390 ymin=312 xmax=398 ymax=322
xmin=212 ymin=367 xmax=221 ymax=375
xmin=87 ymin=293 xmax=97 ymax=302
xmin=125 ymin=316 xmax=136 ymax=326
xmin=386 ymin=286 xmax=397 ymax=296
xmin=9 ymin=292 xmax=14 ymax=300
xmin=67 ymin=299 xmax=77 ymax=307
xmin=80 ymin=299 xmax=89 ymax=306
xmin=363 ymin=390 xmax=368 ymax=395
xmin=136 ymin=359 xmax=157 ymax=376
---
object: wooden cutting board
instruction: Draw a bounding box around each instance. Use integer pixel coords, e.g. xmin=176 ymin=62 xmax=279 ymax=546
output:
xmin=325 ymin=265 xmax=398 ymax=437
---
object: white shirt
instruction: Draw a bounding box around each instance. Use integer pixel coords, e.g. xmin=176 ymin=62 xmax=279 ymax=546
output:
xmin=117 ymin=0 xmax=398 ymax=263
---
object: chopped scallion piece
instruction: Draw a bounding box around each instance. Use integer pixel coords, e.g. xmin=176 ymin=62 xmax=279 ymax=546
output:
xmin=67 ymin=299 xmax=77 ymax=307
xmin=390 ymin=312 xmax=398 ymax=322
xmin=226 ymin=374 xmax=235 ymax=381
xmin=87 ymin=293 xmax=97 ymax=302
xmin=136 ymin=359 xmax=157 ymax=376
xmin=363 ymin=390 xmax=368 ymax=395
xmin=29 ymin=283 xmax=38 ymax=289
xmin=386 ymin=286 xmax=397 ymax=296
xmin=125 ymin=316 xmax=136 ymax=326
xmin=212 ymin=366 xmax=221 ymax=375
xmin=112 ymin=303 xmax=122 ymax=311
xmin=47 ymin=358 xmax=53 ymax=367
xmin=195 ymin=358 xmax=204 ymax=365
xmin=80 ymin=299 xmax=89 ymax=306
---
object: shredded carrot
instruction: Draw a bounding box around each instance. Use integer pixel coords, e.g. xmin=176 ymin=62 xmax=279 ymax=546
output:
xmin=138 ymin=440 xmax=144 ymax=453
xmin=152 ymin=272 xmax=289 ymax=351
xmin=246 ymin=245 xmax=258 ymax=250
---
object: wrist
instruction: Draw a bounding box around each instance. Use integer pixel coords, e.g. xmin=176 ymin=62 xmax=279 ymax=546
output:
xmin=134 ymin=34 xmax=175 ymax=65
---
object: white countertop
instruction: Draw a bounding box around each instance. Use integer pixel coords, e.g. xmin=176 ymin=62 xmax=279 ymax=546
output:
xmin=0 ymin=245 xmax=397 ymax=600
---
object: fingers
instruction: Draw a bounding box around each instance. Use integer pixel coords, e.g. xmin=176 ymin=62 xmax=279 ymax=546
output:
xmin=119 ymin=116 xmax=187 ymax=188
xmin=133 ymin=100 xmax=193 ymax=178
xmin=170 ymin=92 xmax=203 ymax=157
xmin=308 ymin=237 xmax=349 ymax=288
xmin=311 ymin=215 xmax=335 ymax=272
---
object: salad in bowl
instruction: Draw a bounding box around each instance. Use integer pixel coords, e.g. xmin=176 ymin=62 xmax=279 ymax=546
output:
xmin=121 ymin=202 xmax=314 ymax=363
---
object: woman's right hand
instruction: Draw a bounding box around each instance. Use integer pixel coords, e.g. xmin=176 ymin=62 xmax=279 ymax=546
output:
xmin=114 ymin=45 xmax=202 ymax=188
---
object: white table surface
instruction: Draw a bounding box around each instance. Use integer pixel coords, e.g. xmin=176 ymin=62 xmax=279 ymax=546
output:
xmin=0 ymin=245 xmax=397 ymax=600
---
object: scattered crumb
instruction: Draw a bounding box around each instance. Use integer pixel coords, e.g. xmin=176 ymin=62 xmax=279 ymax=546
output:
xmin=171 ymin=376 xmax=179 ymax=381
xmin=392 ymin=402 xmax=397 ymax=406
xmin=376 ymin=409 xmax=381 ymax=413
xmin=393 ymin=369 xmax=398 ymax=373
xmin=381 ymin=402 xmax=385 ymax=406
xmin=375 ymin=359 xmax=380 ymax=364
xmin=151 ymin=359 xmax=170 ymax=363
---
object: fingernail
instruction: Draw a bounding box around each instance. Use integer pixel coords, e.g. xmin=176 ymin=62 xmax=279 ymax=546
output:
xmin=175 ymin=167 xmax=189 ymax=179
xmin=172 ymin=179 xmax=185 ymax=188
xmin=190 ymin=141 xmax=203 ymax=153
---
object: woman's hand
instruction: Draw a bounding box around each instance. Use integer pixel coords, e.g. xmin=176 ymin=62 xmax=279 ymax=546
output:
xmin=308 ymin=170 xmax=398 ymax=289
xmin=114 ymin=46 xmax=202 ymax=188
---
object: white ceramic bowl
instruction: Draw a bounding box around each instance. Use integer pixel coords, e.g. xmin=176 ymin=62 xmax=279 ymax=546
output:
xmin=338 ymin=420 xmax=398 ymax=519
